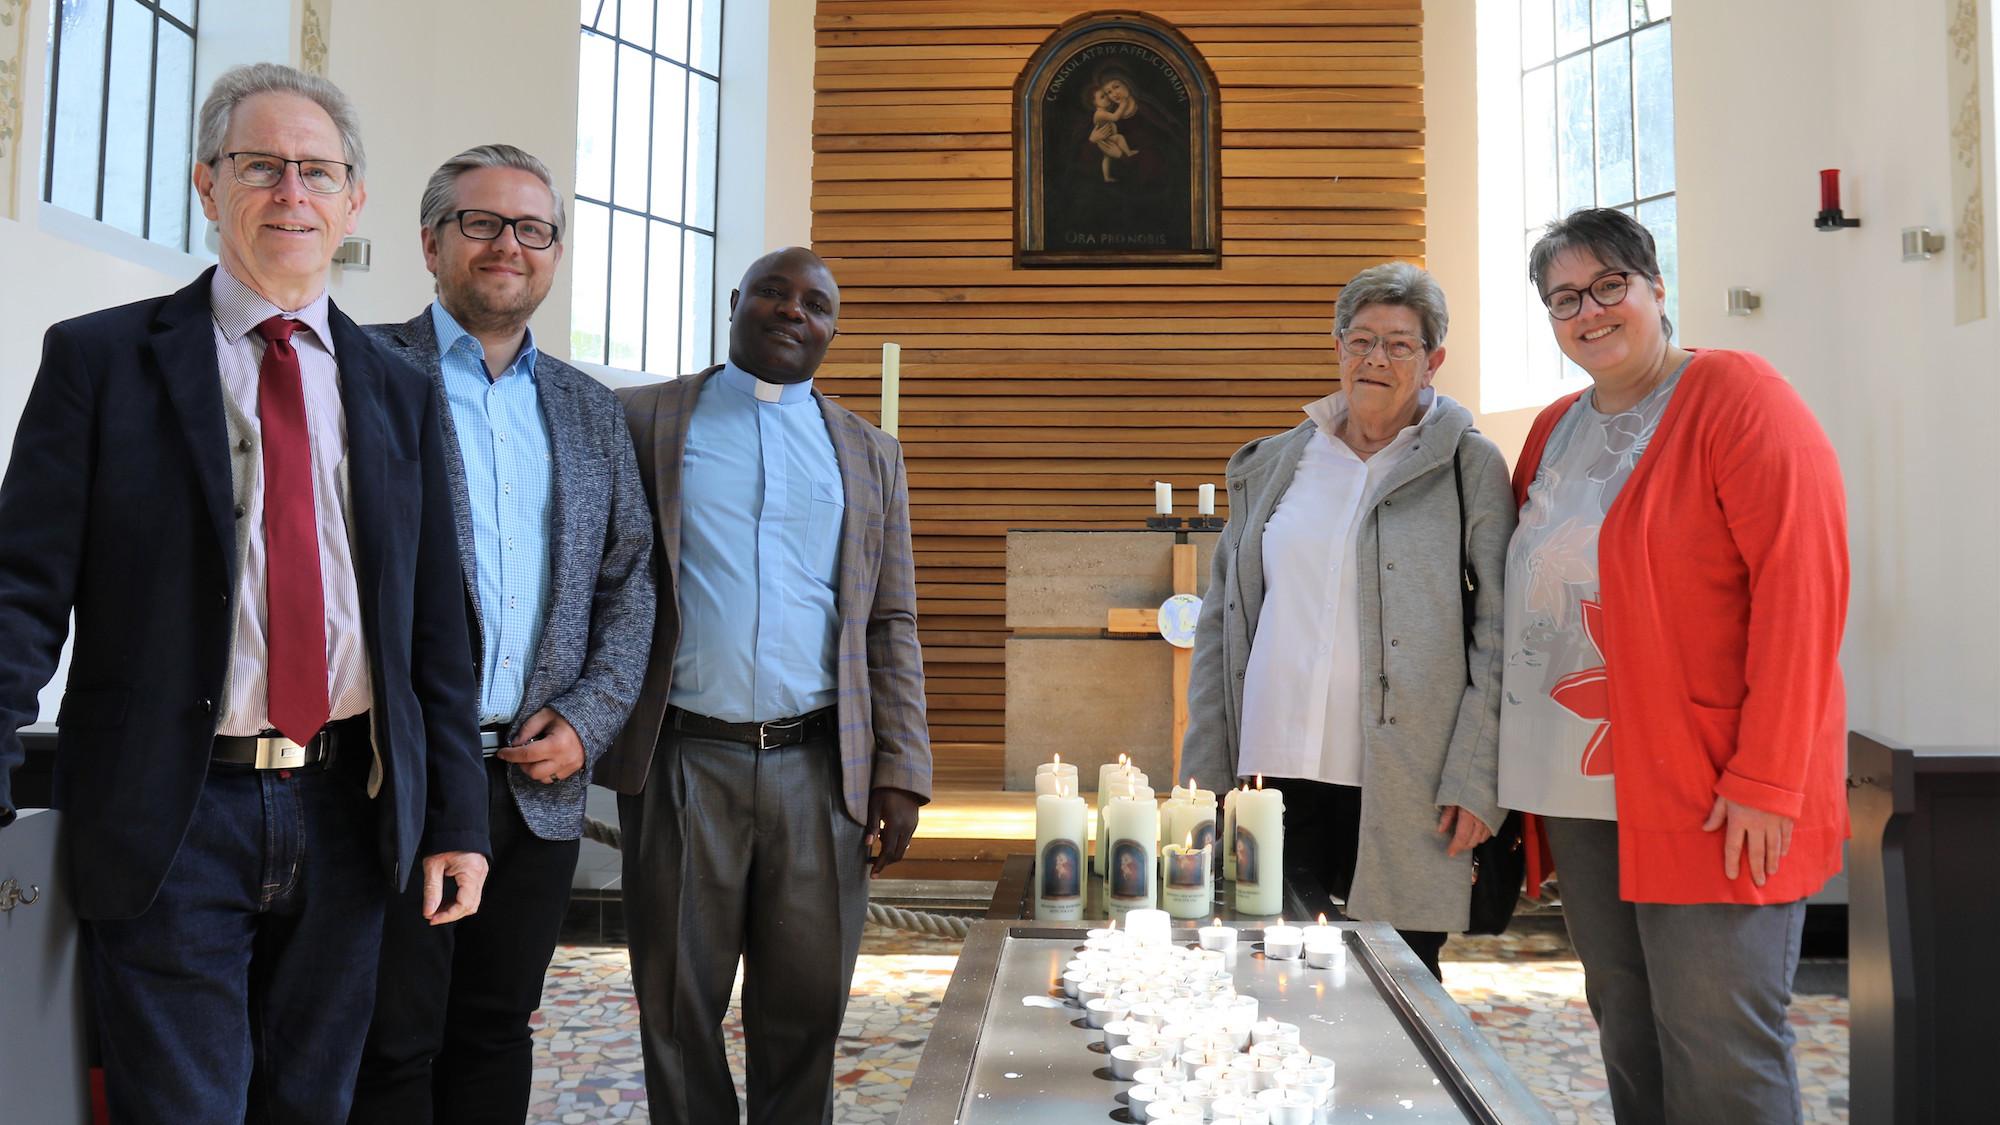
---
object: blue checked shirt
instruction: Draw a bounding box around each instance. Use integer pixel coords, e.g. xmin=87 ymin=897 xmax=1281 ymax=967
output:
xmin=670 ymin=362 xmax=843 ymax=723
xmin=431 ymin=302 xmax=553 ymax=724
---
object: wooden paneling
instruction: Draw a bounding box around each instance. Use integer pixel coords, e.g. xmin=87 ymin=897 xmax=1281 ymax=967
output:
xmin=811 ymin=0 xmax=1423 ymax=777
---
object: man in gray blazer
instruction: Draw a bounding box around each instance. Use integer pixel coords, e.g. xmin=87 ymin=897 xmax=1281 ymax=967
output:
xmin=348 ymin=144 xmax=655 ymax=1124
xmin=603 ymin=247 xmax=932 ymax=1124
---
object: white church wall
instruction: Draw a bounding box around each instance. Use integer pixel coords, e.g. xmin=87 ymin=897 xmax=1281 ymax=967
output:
xmin=1430 ymin=0 xmax=2000 ymax=744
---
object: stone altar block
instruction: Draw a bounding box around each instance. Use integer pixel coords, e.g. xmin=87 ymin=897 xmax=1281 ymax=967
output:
xmin=1004 ymin=529 xmax=1220 ymax=791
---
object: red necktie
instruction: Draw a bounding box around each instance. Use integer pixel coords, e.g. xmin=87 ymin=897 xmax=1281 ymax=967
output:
xmin=255 ymin=316 xmax=330 ymax=744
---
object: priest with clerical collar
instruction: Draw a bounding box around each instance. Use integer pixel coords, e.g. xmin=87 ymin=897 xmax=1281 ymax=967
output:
xmin=602 ymin=247 xmax=933 ymax=1125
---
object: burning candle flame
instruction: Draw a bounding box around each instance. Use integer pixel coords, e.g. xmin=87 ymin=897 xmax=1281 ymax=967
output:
xmin=1213 ymin=917 xmax=1222 ymax=926
xmin=1184 ymin=831 xmax=1194 ymax=850
xmin=1053 ymin=752 xmax=1061 ymax=766
xmin=1318 ymin=913 xmax=1329 ymax=927
xmin=1255 ymin=774 xmax=1264 ymax=790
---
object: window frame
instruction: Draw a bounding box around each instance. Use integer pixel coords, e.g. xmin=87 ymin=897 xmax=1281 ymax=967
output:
xmin=572 ymin=0 xmax=724 ymax=376
xmin=42 ymin=0 xmax=201 ymax=252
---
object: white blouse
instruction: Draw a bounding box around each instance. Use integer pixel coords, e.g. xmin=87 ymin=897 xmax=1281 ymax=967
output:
xmin=1238 ymin=389 xmax=1433 ymax=787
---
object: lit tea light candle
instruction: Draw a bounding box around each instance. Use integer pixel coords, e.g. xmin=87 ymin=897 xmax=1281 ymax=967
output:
xmin=1123 ymin=906 xmax=1172 ymax=948
xmin=1300 ymin=913 xmax=1339 ymax=947
xmin=1256 ymin=1087 xmax=1317 ymax=1125
xmin=1304 ymin=936 xmax=1344 ymax=970
xmin=1110 ymin=1042 xmax=1166 ymax=1080
xmin=1086 ymin=995 xmax=1131 ymax=1028
xmin=1249 ymin=1019 xmax=1299 ymax=1046
xmin=1243 ymin=1054 xmax=1286 ymax=1090
xmin=1131 ymin=1065 xmax=1181 ymax=1089
xmin=1102 ymin=1018 xmax=1146 ymax=1050
xmin=1250 ymin=1040 xmax=1306 ymax=1062
xmin=1150 ymin=1101 xmax=1205 ymax=1123
xmin=1261 ymin=921 xmax=1303 ymax=960
xmin=1126 ymin=1083 xmax=1177 ymax=1120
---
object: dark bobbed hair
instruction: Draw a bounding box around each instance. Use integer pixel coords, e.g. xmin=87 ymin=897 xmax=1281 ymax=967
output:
xmin=1528 ymin=207 xmax=1673 ymax=340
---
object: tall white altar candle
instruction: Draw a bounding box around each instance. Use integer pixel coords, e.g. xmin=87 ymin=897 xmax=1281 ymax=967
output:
xmin=1162 ymin=833 xmax=1213 ymax=919
xmin=1034 ymin=786 xmax=1087 ymax=921
xmin=1034 ymin=753 xmax=1079 ymax=797
xmin=1233 ymin=777 xmax=1285 ymax=916
xmin=1163 ymin=779 xmax=1218 ymax=883
xmin=1092 ymin=755 xmax=1129 ymax=874
xmin=1154 ymin=481 xmax=1173 ymax=515
xmin=1222 ymin=784 xmax=1244 ymax=882
xmin=879 ymin=342 xmax=901 ymax=437
xmin=1198 ymin=483 xmax=1216 ymax=516
xmin=1103 ymin=792 xmax=1160 ymax=915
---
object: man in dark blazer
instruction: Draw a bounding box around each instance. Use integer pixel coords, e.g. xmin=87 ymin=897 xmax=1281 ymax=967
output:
xmin=604 ymin=247 xmax=933 ymax=1124
xmin=349 ymin=144 xmax=655 ymax=1124
xmin=0 ymin=64 xmax=488 ymax=1125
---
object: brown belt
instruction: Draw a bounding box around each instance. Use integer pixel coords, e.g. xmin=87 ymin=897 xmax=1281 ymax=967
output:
xmin=668 ymin=706 xmax=837 ymax=750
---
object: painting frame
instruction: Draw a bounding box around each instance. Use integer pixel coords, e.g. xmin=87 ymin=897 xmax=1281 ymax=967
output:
xmin=1013 ymin=11 xmax=1221 ymax=268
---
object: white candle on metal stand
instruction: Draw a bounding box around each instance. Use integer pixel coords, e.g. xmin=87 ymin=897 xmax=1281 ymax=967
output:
xmin=1232 ymin=776 xmax=1285 ymax=915
xmin=1093 ymin=754 xmax=1132 ymax=875
xmin=1104 ymin=793 xmax=1161 ymax=915
xmin=879 ymin=342 xmax=900 ymax=437
xmin=1033 ymin=779 xmax=1087 ymax=921
xmin=1034 ymin=752 xmax=1078 ymax=796
xmin=1154 ymin=480 xmax=1173 ymax=515
xmin=1198 ymin=482 xmax=1216 ymax=515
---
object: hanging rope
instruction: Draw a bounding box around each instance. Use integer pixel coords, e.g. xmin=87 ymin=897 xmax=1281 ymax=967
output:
xmin=582 ymin=816 xmax=972 ymax=941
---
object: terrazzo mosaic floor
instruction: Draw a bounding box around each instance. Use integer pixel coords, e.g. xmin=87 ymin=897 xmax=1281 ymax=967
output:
xmin=528 ymin=923 xmax=1847 ymax=1123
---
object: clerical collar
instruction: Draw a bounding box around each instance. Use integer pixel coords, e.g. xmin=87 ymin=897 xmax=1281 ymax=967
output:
xmin=719 ymin=361 xmax=815 ymax=405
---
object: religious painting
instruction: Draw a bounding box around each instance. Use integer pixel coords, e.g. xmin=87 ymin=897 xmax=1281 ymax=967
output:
xmin=1190 ymin=818 xmax=1216 ymax=856
xmin=1039 ymin=839 xmax=1082 ymax=901
xmin=1109 ymin=840 xmax=1150 ymax=900
xmin=1013 ymin=12 xmax=1221 ymax=267
xmin=1235 ymin=825 xmax=1260 ymax=887
xmin=1165 ymin=848 xmax=1206 ymax=890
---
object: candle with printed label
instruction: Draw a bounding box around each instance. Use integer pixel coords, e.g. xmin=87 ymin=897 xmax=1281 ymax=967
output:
xmin=1103 ymin=792 xmax=1161 ymax=916
xmin=1233 ymin=776 xmax=1285 ymax=915
xmin=1033 ymin=780 xmax=1087 ymax=921
xmin=1162 ymin=831 xmax=1214 ymax=919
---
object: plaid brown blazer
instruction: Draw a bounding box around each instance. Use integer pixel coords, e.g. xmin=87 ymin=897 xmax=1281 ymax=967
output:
xmin=598 ymin=367 xmax=932 ymax=825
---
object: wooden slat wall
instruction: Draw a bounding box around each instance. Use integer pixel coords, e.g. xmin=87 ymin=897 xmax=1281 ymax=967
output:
xmin=811 ymin=0 xmax=1425 ymax=787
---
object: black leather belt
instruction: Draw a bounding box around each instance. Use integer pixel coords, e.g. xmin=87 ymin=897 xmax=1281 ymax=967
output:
xmin=668 ymin=706 xmax=836 ymax=750
xmin=213 ymin=714 xmax=366 ymax=769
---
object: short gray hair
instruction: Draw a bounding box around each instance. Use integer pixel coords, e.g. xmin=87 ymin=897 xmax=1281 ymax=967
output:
xmin=418 ymin=144 xmax=567 ymax=240
xmin=1332 ymin=261 xmax=1449 ymax=350
xmin=197 ymin=63 xmax=365 ymax=181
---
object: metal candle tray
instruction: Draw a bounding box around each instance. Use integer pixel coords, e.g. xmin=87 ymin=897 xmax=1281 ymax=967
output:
xmin=902 ymin=921 xmax=1551 ymax=1124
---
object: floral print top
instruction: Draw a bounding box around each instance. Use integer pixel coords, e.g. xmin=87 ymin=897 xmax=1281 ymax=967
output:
xmin=1496 ymin=360 xmax=1688 ymax=820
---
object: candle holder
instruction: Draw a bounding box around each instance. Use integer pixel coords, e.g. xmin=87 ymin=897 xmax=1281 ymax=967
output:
xmin=1146 ymin=515 xmax=1186 ymax=530
xmin=1188 ymin=515 xmax=1226 ymax=531
xmin=1814 ymin=208 xmax=1861 ymax=231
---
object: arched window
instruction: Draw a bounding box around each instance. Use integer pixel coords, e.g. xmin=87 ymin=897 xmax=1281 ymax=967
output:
xmin=571 ymin=0 xmax=722 ymax=375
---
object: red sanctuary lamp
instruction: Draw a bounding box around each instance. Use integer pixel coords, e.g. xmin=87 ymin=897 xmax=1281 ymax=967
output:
xmin=1815 ymin=168 xmax=1861 ymax=230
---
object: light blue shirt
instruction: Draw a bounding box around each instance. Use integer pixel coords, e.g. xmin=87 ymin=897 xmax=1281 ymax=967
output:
xmin=431 ymin=302 xmax=553 ymax=724
xmin=671 ymin=362 xmax=843 ymax=723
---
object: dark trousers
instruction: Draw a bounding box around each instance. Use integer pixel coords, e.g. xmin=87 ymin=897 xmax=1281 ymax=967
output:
xmin=350 ymin=758 xmax=579 ymax=1125
xmin=1544 ymin=816 xmax=1806 ymax=1125
xmin=1266 ymin=776 xmax=1449 ymax=980
xmin=82 ymin=746 xmax=386 ymax=1125
xmin=620 ymin=731 xmax=869 ymax=1125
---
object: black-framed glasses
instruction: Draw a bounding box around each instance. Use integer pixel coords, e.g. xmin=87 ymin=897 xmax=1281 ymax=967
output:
xmin=447 ymin=209 xmax=559 ymax=250
xmin=1339 ymin=332 xmax=1425 ymax=362
xmin=223 ymin=152 xmax=353 ymax=194
xmin=1544 ymin=271 xmax=1637 ymax=321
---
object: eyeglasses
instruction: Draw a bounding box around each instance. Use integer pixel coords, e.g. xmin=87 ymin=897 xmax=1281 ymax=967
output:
xmin=222 ymin=152 xmax=353 ymax=194
xmin=1339 ymin=332 xmax=1425 ymax=362
xmin=447 ymin=209 xmax=559 ymax=250
xmin=1543 ymin=271 xmax=1637 ymax=321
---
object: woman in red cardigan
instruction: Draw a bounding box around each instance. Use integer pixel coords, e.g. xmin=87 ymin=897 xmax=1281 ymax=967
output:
xmin=1497 ymin=209 xmax=1848 ymax=1125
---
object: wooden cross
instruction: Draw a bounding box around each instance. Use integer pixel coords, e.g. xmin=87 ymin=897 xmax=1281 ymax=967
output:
xmin=1105 ymin=539 xmax=1199 ymax=782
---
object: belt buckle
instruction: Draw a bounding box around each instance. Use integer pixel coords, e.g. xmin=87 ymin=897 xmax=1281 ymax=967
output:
xmin=255 ymin=735 xmax=309 ymax=770
xmin=757 ymin=716 xmax=802 ymax=750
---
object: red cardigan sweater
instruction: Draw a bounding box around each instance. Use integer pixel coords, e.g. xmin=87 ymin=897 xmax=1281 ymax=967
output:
xmin=1511 ymin=350 xmax=1850 ymax=904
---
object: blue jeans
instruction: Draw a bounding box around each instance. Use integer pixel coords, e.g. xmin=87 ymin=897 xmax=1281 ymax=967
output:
xmin=82 ymin=749 xmax=388 ymax=1125
xmin=1544 ymin=816 xmax=1806 ymax=1125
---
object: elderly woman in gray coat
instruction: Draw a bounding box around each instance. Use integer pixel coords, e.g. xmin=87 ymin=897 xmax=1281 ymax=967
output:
xmin=1180 ymin=262 xmax=1515 ymax=979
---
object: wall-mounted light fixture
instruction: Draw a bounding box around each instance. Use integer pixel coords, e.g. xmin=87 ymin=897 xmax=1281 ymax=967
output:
xmin=1726 ymin=287 xmax=1763 ymax=317
xmin=332 ymin=237 xmax=372 ymax=270
xmin=1900 ymin=227 xmax=1946 ymax=261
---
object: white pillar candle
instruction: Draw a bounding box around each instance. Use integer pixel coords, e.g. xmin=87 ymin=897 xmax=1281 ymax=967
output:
xmin=1162 ymin=780 xmax=1218 ymax=872
xmin=1154 ymin=480 xmax=1173 ymax=515
xmin=1261 ymin=922 xmax=1303 ymax=960
xmin=1033 ymin=788 xmax=1087 ymax=921
xmin=1198 ymin=482 xmax=1216 ymax=515
xmin=1162 ymin=837 xmax=1214 ymax=920
xmin=1232 ymin=778 xmax=1285 ymax=915
xmin=1197 ymin=919 xmax=1237 ymax=952
xmin=1033 ymin=754 xmax=1078 ymax=796
xmin=1104 ymin=792 xmax=1160 ymax=913
xmin=1222 ymin=784 xmax=1244 ymax=882
xmin=1093 ymin=755 xmax=1134 ymax=874
xmin=879 ymin=342 xmax=900 ymax=437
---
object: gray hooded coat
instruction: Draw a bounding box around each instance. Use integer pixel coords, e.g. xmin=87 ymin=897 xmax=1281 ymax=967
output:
xmin=1180 ymin=391 xmax=1515 ymax=933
